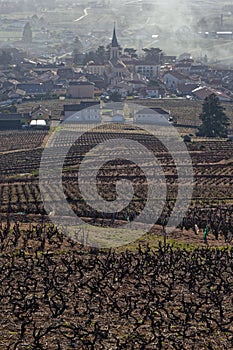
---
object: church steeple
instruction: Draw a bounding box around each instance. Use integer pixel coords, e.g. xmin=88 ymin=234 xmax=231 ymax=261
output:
xmin=110 ymin=24 xmax=120 ymax=60
xmin=111 ymin=24 xmax=119 ymax=48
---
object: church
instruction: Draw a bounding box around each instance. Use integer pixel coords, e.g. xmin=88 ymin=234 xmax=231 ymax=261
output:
xmin=106 ymin=25 xmax=131 ymax=85
xmin=86 ymin=25 xmax=131 ymax=87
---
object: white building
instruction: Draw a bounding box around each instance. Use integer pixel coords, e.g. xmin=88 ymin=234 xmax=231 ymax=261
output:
xmin=135 ymin=62 xmax=160 ymax=79
xmin=86 ymin=62 xmax=106 ymax=76
xmin=62 ymin=102 xmax=101 ymax=122
xmin=145 ymin=86 xmax=159 ymax=98
xmin=163 ymin=71 xmax=190 ymax=90
xmin=134 ymin=107 xmax=169 ymax=124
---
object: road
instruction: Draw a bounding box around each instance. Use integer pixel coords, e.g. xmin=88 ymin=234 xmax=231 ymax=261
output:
xmin=74 ymin=7 xmax=90 ymax=22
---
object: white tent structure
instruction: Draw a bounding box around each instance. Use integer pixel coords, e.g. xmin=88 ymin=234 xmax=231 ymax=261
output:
xmin=30 ymin=119 xmax=46 ymax=126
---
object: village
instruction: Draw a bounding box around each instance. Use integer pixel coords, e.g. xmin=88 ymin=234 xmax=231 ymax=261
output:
xmin=0 ymin=23 xmax=233 ymax=130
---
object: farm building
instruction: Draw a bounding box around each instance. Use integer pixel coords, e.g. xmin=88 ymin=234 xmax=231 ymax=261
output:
xmin=134 ymin=107 xmax=170 ymax=125
xmin=27 ymin=105 xmax=51 ymax=129
xmin=62 ymin=101 xmax=101 ymax=123
xmin=30 ymin=105 xmax=51 ymax=120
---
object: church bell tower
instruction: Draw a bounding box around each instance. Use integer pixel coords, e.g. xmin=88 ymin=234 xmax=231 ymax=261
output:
xmin=110 ymin=24 xmax=120 ymax=60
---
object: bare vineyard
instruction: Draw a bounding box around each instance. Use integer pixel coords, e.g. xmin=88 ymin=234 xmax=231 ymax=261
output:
xmin=0 ymin=129 xmax=232 ymax=240
xmin=0 ymin=225 xmax=233 ymax=349
xmin=0 ymin=128 xmax=233 ymax=349
xmin=0 ymin=131 xmax=48 ymax=153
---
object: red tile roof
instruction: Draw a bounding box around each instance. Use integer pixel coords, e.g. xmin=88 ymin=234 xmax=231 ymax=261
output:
xmin=192 ymin=86 xmax=232 ymax=101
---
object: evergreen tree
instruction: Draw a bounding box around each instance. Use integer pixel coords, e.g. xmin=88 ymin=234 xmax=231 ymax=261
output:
xmin=73 ymin=47 xmax=79 ymax=64
xmin=197 ymin=93 xmax=229 ymax=138
xmin=124 ymin=47 xmax=138 ymax=58
xmin=95 ymin=45 xmax=108 ymax=63
xmin=72 ymin=36 xmax=83 ymax=64
xmin=83 ymin=45 xmax=109 ymax=65
xmin=142 ymin=47 xmax=163 ymax=64
xmin=22 ymin=22 xmax=32 ymax=43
